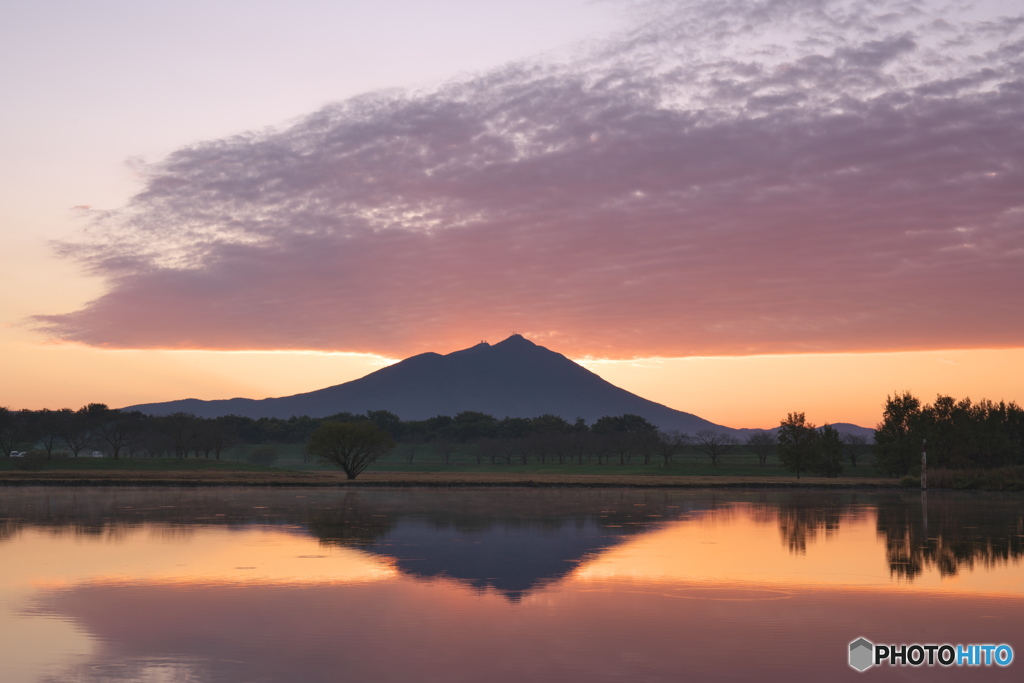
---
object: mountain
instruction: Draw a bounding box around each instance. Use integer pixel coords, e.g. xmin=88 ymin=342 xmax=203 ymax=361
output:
xmin=124 ymin=334 xmax=873 ymax=436
xmin=125 ymin=334 xmax=735 ymax=433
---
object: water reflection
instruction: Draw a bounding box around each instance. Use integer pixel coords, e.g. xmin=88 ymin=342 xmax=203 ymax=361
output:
xmin=0 ymin=488 xmax=714 ymax=599
xmin=875 ymin=491 xmax=1024 ymax=580
xmin=1 ymin=487 xmax=1022 ymax=682
xmin=2 ymin=488 xmax=1022 ymax=594
xmin=764 ymin=491 xmax=859 ymax=554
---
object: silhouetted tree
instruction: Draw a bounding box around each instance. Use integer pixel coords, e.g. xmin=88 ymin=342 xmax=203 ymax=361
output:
xmin=594 ymin=414 xmax=658 ymax=465
xmin=777 ymin=413 xmax=819 ymax=479
xmin=840 ymin=433 xmax=869 ymax=468
xmin=656 ymin=430 xmax=690 ymax=467
xmin=366 ymin=409 xmax=402 ymax=437
xmin=450 ymin=411 xmax=499 ymax=441
xmin=432 ymin=438 xmax=459 ymax=465
xmin=306 ymin=421 xmax=395 ymax=480
xmin=163 ymin=412 xmax=201 ymax=458
xmin=89 ymin=404 xmax=143 ymax=459
xmin=59 ymin=407 xmax=95 ymax=457
xmin=817 ymin=424 xmax=844 ymax=477
xmin=0 ymin=407 xmax=24 ymax=457
xmin=26 ymin=409 xmax=63 ymax=458
xmin=693 ymin=430 xmax=739 ymax=467
xmin=199 ymin=419 xmax=240 ymax=460
xmin=745 ymin=430 xmax=776 ymax=466
xmin=874 ymin=392 xmax=922 ymax=476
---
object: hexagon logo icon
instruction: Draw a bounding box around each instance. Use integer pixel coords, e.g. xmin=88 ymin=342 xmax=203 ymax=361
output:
xmin=849 ymin=637 xmax=874 ymax=671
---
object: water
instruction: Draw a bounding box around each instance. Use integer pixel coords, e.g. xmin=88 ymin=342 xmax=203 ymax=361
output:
xmin=0 ymin=487 xmax=1021 ymax=682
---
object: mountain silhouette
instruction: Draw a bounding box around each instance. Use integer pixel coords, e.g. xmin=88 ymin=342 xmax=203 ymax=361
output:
xmin=124 ymin=334 xmax=737 ymax=432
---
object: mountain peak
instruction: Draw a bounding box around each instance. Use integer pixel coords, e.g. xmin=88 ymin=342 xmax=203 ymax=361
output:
xmin=494 ymin=333 xmax=536 ymax=349
xmin=445 ymin=340 xmax=491 ymax=358
xmin=123 ymin=333 xmax=733 ymax=433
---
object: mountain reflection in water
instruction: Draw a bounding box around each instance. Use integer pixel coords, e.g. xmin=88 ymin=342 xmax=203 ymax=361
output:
xmin=2 ymin=487 xmax=1020 ymax=594
xmin=1 ymin=487 xmax=1023 ymax=683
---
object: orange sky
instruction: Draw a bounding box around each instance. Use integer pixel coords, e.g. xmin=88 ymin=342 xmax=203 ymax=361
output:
xmin=2 ymin=0 xmax=1022 ymax=429
xmin=3 ymin=324 xmax=1022 ymax=427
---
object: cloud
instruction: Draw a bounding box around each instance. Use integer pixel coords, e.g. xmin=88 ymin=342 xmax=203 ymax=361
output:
xmin=35 ymin=0 xmax=1024 ymax=358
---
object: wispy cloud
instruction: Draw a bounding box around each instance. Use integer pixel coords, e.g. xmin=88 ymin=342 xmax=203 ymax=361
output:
xmin=36 ymin=0 xmax=1024 ymax=358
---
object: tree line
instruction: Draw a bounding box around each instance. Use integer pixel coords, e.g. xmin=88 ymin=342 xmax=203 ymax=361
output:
xmin=1 ymin=404 xmax=773 ymax=468
xmin=7 ymin=391 xmax=1018 ymax=477
xmin=872 ymin=392 xmax=1024 ymax=477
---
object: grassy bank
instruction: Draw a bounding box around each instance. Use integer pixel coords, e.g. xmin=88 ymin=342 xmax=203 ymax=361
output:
xmin=4 ymin=450 xmax=1017 ymax=490
xmin=219 ymin=442 xmax=886 ymax=478
xmin=2 ymin=446 xmax=886 ymax=479
xmin=0 ymin=451 xmax=889 ymax=487
xmin=923 ymin=466 xmax=1024 ymax=492
xmin=0 ymin=467 xmax=899 ymax=488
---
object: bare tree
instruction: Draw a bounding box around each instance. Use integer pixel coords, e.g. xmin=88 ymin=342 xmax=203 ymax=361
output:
xmin=431 ymin=438 xmax=459 ymax=466
xmin=694 ymin=430 xmax=740 ymax=467
xmin=656 ymin=430 xmax=691 ymax=467
xmin=164 ymin=413 xmax=200 ymax=458
xmin=745 ymin=430 xmax=777 ymax=466
xmin=549 ymin=433 xmax=576 ymax=465
xmin=32 ymin=409 xmax=64 ymax=458
xmin=511 ymin=437 xmax=533 ymax=465
xmin=841 ymin=433 xmax=870 ymax=468
xmin=636 ymin=431 xmax=660 ymax=465
xmin=94 ymin=410 xmax=142 ymax=459
xmin=58 ymin=407 xmax=94 ymax=457
xmin=198 ymin=420 xmax=240 ymax=460
xmin=593 ymin=415 xmax=658 ymax=465
xmin=0 ymin=407 xmax=23 ymax=457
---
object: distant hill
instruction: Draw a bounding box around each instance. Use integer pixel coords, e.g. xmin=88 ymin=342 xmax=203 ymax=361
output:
xmin=124 ymin=334 xmax=872 ymax=437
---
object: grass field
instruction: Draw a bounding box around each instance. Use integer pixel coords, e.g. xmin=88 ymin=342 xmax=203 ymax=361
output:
xmin=1 ymin=443 xmax=887 ymax=485
xmin=225 ymin=442 xmax=883 ymax=478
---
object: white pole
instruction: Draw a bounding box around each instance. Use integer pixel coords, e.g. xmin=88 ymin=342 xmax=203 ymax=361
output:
xmin=921 ymin=438 xmax=927 ymax=490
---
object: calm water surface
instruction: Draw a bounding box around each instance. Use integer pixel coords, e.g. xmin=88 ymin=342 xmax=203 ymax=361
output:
xmin=0 ymin=487 xmax=1021 ymax=682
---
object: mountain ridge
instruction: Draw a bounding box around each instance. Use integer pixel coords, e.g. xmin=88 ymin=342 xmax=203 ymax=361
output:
xmin=124 ymin=335 xmax=873 ymax=437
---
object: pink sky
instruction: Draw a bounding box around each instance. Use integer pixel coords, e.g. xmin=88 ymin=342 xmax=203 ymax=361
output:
xmin=3 ymin=0 xmax=1023 ymax=427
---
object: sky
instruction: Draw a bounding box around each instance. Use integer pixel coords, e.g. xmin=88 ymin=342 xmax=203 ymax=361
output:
xmin=2 ymin=0 xmax=1022 ymax=429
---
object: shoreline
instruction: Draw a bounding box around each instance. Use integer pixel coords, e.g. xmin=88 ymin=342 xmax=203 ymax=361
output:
xmin=0 ymin=470 xmax=904 ymax=489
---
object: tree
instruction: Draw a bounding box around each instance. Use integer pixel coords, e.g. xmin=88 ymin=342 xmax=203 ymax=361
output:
xmin=817 ymin=424 xmax=844 ymax=477
xmin=431 ymin=438 xmax=459 ymax=465
xmin=163 ymin=413 xmax=201 ymax=458
xmin=450 ymin=411 xmax=499 ymax=441
xmin=656 ymin=430 xmax=690 ymax=467
xmin=693 ymin=430 xmax=739 ymax=467
xmin=94 ymin=408 xmax=143 ymax=460
xmin=199 ymin=419 xmax=241 ymax=460
xmin=745 ymin=430 xmax=777 ymax=466
xmin=777 ymin=413 xmax=819 ymax=479
xmin=840 ymin=433 xmax=869 ymax=468
xmin=307 ymin=421 xmax=395 ymax=480
xmin=366 ymin=409 xmax=402 ymax=438
xmin=32 ymin=409 xmax=66 ymax=458
xmin=59 ymin=407 xmax=94 ymax=457
xmin=20 ymin=409 xmax=59 ymax=458
xmin=873 ymin=392 xmax=922 ymax=477
xmin=593 ymin=414 xmax=658 ymax=465
xmin=0 ymin=407 xmax=24 ymax=457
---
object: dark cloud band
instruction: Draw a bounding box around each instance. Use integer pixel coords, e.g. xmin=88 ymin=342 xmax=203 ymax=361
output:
xmin=36 ymin=0 xmax=1024 ymax=357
